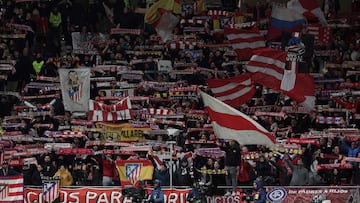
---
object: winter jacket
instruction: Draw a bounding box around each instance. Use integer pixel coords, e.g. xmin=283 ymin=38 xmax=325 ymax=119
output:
xmin=253 ymin=179 xmax=267 ymax=203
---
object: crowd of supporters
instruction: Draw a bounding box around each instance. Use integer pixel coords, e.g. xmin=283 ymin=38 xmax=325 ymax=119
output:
xmin=0 ymin=0 xmax=360 ymax=198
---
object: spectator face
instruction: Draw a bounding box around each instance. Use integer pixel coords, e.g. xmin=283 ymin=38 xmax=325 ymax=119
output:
xmin=37 ymin=165 xmax=43 ymax=171
xmin=160 ymin=165 xmax=166 ymax=171
xmin=259 ymin=156 xmax=265 ymax=162
xmin=44 ymin=155 xmax=51 ymax=163
xmin=253 ymin=182 xmax=257 ymax=189
xmin=207 ymin=158 xmax=213 ymax=166
xmin=297 ymin=159 xmax=303 ymax=165
xmin=59 ymin=165 xmax=65 ymax=171
xmin=333 ymin=146 xmax=340 ymax=155
xmin=352 ymin=142 xmax=357 ymax=149
xmin=214 ymin=161 xmax=220 ymax=169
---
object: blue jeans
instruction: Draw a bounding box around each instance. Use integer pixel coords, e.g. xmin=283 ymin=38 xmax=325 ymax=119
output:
xmin=225 ymin=166 xmax=239 ymax=192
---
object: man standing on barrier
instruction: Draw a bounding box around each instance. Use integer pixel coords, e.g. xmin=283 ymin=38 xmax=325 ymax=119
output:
xmin=147 ymin=179 xmax=164 ymax=203
xmin=223 ymin=139 xmax=241 ymax=196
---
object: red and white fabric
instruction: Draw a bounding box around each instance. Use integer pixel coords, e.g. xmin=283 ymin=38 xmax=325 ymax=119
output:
xmin=44 ymin=130 xmax=85 ymax=138
xmin=0 ymin=175 xmax=23 ymax=203
xmin=61 ymin=131 xmax=86 ymax=138
xmin=89 ymin=97 xmax=133 ymax=122
xmin=110 ymin=28 xmax=142 ymax=35
xmin=246 ymin=48 xmax=315 ymax=109
xmin=144 ymin=108 xmax=174 ymax=115
xmin=225 ymin=27 xmax=266 ymax=60
xmin=307 ymin=24 xmax=332 ymax=45
xmin=200 ymin=91 xmax=276 ymax=146
xmin=287 ymin=0 xmax=327 ymax=25
xmin=207 ymin=73 xmax=256 ymax=108
xmin=167 ymin=41 xmax=198 ymax=50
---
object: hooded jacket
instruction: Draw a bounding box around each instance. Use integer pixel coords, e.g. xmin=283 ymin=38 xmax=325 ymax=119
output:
xmin=253 ymin=179 xmax=267 ymax=203
xmin=149 ymin=180 xmax=165 ymax=203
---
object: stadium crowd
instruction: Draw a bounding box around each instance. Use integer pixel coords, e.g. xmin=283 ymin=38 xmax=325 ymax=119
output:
xmin=0 ymin=0 xmax=360 ymax=199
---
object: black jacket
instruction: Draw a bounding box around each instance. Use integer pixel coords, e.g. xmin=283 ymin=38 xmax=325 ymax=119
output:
xmin=173 ymin=166 xmax=192 ymax=186
xmin=224 ymin=144 xmax=241 ymax=167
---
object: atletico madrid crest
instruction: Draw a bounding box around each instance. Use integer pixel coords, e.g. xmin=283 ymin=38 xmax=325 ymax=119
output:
xmin=125 ymin=163 xmax=141 ymax=185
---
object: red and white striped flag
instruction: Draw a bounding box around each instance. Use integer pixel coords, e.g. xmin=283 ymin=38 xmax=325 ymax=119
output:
xmin=89 ymin=97 xmax=133 ymax=122
xmin=70 ymin=83 xmax=82 ymax=103
xmin=225 ymin=27 xmax=266 ymax=60
xmin=0 ymin=175 xmax=23 ymax=203
xmin=246 ymin=48 xmax=315 ymax=109
xmin=200 ymin=91 xmax=276 ymax=146
xmin=42 ymin=180 xmax=60 ymax=203
xmin=246 ymin=48 xmax=287 ymax=91
xmin=207 ymin=73 xmax=256 ymax=108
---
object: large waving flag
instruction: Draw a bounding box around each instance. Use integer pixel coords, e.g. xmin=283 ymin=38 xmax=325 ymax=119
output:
xmin=200 ymin=91 xmax=276 ymax=146
xmin=246 ymin=48 xmax=287 ymax=91
xmin=287 ymin=0 xmax=327 ymax=25
xmin=268 ymin=6 xmax=306 ymax=40
xmin=207 ymin=73 xmax=256 ymax=108
xmin=225 ymin=27 xmax=266 ymax=60
xmin=116 ymin=160 xmax=154 ymax=187
xmin=0 ymin=175 xmax=23 ymax=203
xmin=246 ymin=48 xmax=315 ymax=109
xmin=145 ymin=0 xmax=180 ymax=42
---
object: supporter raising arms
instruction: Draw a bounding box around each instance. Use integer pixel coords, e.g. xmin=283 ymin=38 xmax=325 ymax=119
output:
xmin=173 ymin=158 xmax=193 ymax=187
xmin=341 ymin=136 xmax=360 ymax=158
xmin=333 ymin=95 xmax=360 ymax=113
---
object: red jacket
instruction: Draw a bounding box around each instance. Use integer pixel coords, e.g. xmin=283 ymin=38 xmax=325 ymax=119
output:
xmin=102 ymin=160 xmax=114 ymax=177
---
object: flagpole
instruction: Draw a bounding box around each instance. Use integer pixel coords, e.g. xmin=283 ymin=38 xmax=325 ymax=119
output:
xmin=168 ymin=141 xmax=176 ymax=189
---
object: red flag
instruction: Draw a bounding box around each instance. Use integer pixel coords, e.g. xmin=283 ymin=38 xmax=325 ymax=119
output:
xmin=200 ymin=91 xmax=276 ymax=146
xmin=224 ymin=27 xmax=265 ymax=60
xmin=246 ymin=48 xmax=315 ymax=109
xmin=246 ymin=48 xmax=286 ymax=91
xmin=207 ymin=74 xmax=256 ymax=107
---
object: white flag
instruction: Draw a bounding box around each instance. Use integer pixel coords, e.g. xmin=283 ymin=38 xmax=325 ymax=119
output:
xmin=59 ymin=68 xmax=91 ymax=112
